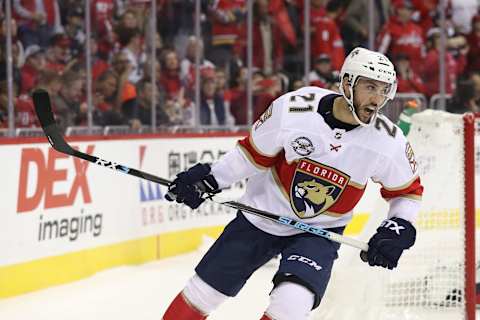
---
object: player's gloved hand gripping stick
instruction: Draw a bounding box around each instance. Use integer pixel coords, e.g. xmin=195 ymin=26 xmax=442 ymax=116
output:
xmin=32 ymin=89 xmax=369 ymax=254
xmin=164 ymin=163 xmax=221 ymax=209
xmin=363 ymin=217 xmax=416 ymax=269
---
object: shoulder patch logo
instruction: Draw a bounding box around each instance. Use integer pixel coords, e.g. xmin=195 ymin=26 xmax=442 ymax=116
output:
xmin=405 ymin=142 xmax=417 ymax=174
xmin=291 ymin=159 xmax=350 ymax=218
xmin=291 ymin=136 xmax=315 ymax=156
xmin=254 ymin=103 xmax=273 ymax=130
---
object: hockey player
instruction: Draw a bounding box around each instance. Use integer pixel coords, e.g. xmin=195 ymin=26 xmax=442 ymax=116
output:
xmin=162 ymin=47 xmax=423 ymax=320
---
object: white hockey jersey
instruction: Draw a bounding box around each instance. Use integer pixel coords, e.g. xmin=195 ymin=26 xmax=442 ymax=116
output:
xmin=211 ymin=86 xmax=423 ymax=236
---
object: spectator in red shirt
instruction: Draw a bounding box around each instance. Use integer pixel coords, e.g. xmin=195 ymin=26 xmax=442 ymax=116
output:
xmin=310 ymin=3 xmax=345 ymax=72
xmin=90 ymin=0 xmax=115 ymax=59
xmin=248 ymin=0 xmax=286 ymax=75
xmin=230 ymin=70 xmax=282 ymax=125
xmin=423 ymin=28 xmax=466 ymax=98
xmin=253 ymin=73 xmax=283 ymax=120
xmin=45 ymin=33 xmax=71 ymax=75
xmin=376 ymin=0 xmax=425 ymax=73
xmin=299 ymin=0 xmax=344 ymax=72
xmin=207 ymin=0 xmax=246 ymax=70
xmin=410 ymin=0 xmax=440 ymax=35
xmin=0 ymin=80 xmax=38 ymax=128
xmin=228 ymin=66 xmax=248 ymax=124
xmin=159 ymin=48 xmax=194 ymax=124
xmin=15 ymin=92 xmax=38 ymax=128
xmin=302 ymin=0 xmax=327 ymax=27
xmin=160 ymin=49 xmax=183 ymax=101
xmin=180 ymin=36 xmax=215 ymax=99
xmin=267 ymin=0 xmax=297 ymax=48
xmin=88 ymin=36 xmax=110 ymax=82
xmin=394 ymin=53 xmax=427 ymax=95
xmin=20 ymin=45 xmax=46 ymax=94
xmin=466 ymin=14 xmax=480 ymax=72
xmin=91 ymin=0 xmax=114 ymax=33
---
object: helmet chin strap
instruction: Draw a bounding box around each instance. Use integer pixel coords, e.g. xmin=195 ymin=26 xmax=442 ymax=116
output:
xmin=344 ymin=85 xmax=378 ymax=127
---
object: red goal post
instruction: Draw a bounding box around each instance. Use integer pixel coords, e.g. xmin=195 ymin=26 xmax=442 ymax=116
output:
xmin=464 ymin=113 xmax=476 ymax=320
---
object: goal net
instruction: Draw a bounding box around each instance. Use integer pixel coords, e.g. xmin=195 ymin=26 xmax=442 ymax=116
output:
xmin=314 ymin=110 xmax=478 ymax=320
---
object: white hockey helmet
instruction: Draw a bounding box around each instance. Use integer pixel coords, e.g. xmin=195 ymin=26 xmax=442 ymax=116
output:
xmin=339 ymin=47 xmax=397 ymax=126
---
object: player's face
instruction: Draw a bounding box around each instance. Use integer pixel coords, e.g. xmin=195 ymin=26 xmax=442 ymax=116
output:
xmin=353 ymin=78 xmax=390 ymax=123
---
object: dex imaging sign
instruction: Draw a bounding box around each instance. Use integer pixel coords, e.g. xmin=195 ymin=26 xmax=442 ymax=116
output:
xmin=15 ymin=145 xmax=103 ymax=243
xmin=17 ymin=146 xmax=94 ymax=212
xmin=0 ymin=135 xmax=242 ymax=265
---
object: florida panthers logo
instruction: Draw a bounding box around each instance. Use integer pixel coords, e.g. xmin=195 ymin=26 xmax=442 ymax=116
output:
xmin=291 ymin=159 xmax=350 ymax=218
xmin=295 ymin=180 xmax=335 ymax=211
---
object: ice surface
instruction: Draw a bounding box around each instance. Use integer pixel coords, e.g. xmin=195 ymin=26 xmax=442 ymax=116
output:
xmin=0 ymin=244 xmax=477 ymax=320
xmin=0 ymin=250 xmax=279 ymax=320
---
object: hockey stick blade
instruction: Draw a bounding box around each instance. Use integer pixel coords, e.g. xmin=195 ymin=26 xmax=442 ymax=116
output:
xmin=33 ymin=89 xmax=76 ymax=155
xmin=32 ymin=89 xmax=368 ymax=252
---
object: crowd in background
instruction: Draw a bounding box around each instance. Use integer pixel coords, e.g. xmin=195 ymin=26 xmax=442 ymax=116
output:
xmin=1 ymin=0 xmax=480 ymax=131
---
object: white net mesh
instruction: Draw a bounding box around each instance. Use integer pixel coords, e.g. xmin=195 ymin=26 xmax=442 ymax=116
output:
xmin=313 ymin=110 xmax=477 ymax=320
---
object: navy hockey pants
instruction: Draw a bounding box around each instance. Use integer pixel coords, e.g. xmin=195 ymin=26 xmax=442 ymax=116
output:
xmin=195 ymin=211 xmax=344 ymax=308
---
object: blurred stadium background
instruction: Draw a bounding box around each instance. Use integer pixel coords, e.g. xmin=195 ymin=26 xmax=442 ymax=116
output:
xmin=0 ymin=0 xmax=479 ymax=137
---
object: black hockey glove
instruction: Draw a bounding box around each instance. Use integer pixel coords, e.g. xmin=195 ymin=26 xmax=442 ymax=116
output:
xmin=165 ymin=163 xmax=220 ymax=209
xmin=361 ymin=217 xmax=416 ymax=270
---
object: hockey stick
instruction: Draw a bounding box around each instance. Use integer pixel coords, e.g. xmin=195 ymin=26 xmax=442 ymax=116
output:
xmin=32 ymin=89 xmax=368 ymax=252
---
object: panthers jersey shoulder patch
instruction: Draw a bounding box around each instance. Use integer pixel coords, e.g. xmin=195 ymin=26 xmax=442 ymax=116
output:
xmin=253 ymin=104 xmax=273 ymax=131
xmin=405 ymin=142 xmax=417 ymax=174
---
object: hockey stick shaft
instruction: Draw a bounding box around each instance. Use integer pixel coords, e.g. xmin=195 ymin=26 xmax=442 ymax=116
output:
xmin=32 ymin=89 xmax=368 ymax=252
